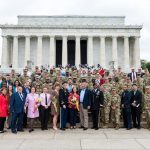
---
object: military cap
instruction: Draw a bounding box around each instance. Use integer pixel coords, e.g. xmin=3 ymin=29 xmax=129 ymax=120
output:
xmin=46 ymin=77 xmax=50 ymax=80
xmin=35 ymin=75 xmax=40 ymax=79
xmin=104 ymin=77 xmax=108 ymax=80
xmin=111 ymin=87 xmax=116 ymax=91
xmin=145 ymin=86 xmax=150 ymax=89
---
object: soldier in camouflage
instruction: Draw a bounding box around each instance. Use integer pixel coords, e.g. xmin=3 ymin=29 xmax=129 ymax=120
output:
xmin=144 ymin=86 xmax=150 ymax=130
xmin=110 ymin=87 xmax=121 ymax=129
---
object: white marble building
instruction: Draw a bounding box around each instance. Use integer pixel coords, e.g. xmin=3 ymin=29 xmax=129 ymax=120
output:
xmin=0 ymin=15 xmax=142 ymax=71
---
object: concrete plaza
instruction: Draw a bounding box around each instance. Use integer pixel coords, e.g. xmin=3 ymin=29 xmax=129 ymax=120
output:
xmin=0 ymin=128 xmax=150 ymax=150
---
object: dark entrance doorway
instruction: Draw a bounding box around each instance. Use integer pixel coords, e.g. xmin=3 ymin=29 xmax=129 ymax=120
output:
xmin=56 ymin=40 xmax=62 ymax=67
xmin=67 ymin=40 xmax=75 ymax=66
xmin=80 ymin=40 xmax=87 ymax=65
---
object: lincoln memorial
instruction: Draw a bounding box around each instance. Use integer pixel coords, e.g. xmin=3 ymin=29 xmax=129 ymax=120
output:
xmin=0 ymin=15 xmax=142 ymax=71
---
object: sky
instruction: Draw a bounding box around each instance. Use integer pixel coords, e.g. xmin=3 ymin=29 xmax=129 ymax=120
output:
xmin=0 ymin=0 xmax=150 ymax=63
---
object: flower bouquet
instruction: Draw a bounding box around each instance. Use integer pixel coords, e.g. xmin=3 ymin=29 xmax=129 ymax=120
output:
xmin=33 ymin=98 xmax=41 ymax=113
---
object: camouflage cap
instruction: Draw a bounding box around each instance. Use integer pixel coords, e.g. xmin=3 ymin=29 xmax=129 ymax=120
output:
xmin=104 ymin=77 xmax=108 ymax=80
xmin=111 ymin=87 xmax=116 ymax=91
xmin=145 ymin=86 xmax=150 ymax=89
xmin=35 ymin=75 xmax=40 ymax=79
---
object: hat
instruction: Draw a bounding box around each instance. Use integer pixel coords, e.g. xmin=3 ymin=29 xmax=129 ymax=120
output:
xmin=145 ymin=86 xmax=150 ymax=89
xmin=24 ymin=69 xmax=28 ymax=72
xmin=112 ymin=87 xmax=116 ymax=91
xmin=35 ymin=75 xmax=40 ymax=79
xmin=46 ymin=77 xmax=50 ymax=80
xmin=104 ymin=77 xmax=108 ymax=80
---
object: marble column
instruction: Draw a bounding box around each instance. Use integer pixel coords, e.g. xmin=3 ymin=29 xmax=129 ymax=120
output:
xmin=49 ymin=36 xmax=55 ymax=66
xmin=124 ymin=36 xmax=130 ymax=72
xmin=12 ymin=36 xmax=18 ymax=68
xmin=75 ymin=36 xmax=81 ymax=67
xmin=1 ymin=36 xmax=9 ymax=68
xmin=24 ymin=36 xmax=30 ymax=66
xmin=112 ymin=36 xmax=118 ymax=69
xmin=134 ymin=36 xmax=141 ymax=69
xmin=87 ymin=36 xmax=93 ymax=66
xmin=62 ymin=36 xmax=67 ymax=66
xmin=36 ymin=36 xmax=43 ymax=67
xmin=100 ymin=36 xmax=106 ymax=68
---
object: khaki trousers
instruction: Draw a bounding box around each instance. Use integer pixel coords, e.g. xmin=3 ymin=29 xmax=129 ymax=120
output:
xmin=79 ymin=104 xmax=88 ymax=128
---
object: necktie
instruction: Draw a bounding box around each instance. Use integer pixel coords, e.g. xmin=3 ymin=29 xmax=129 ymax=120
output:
xmin=45 ymin=94 xmax=48 ymax=105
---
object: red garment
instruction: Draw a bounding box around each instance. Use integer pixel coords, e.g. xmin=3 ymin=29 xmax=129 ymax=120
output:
xmin=68 ymin=93 xmax=80 ymax=109
xmin=100 ymin=78 xmax=105 ymax=86
xmin=0 ymin=94 xmax=8 ymax=117
xmin=99 ymin=69 xmax=105 ymax=76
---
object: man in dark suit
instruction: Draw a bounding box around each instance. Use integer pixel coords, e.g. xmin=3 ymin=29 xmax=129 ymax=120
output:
xmin=121 ymin=84 xmax=132 ymax=130
xmin=91 ymin=82 xmax=104 ymax=130
xmin=10 ymin=86 xmax=26 ymax=134
xmin=128 ymin=68 xmax=137 ymax=82
xmin=130 ymin=84 xmax=142 ymax=129
xmin=59 ymin=81 xmax=69 ymax=130
xmin=79 ymin=79 xmax=91 ymax=130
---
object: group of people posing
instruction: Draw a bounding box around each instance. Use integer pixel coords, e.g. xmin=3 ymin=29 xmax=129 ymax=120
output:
xmin=0 ymin=65 xmax=150 ymax=134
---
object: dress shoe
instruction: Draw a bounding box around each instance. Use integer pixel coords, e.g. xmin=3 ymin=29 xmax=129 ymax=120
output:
xmin=83 ymin=127 xmax=88 ymax=130
xmin=91 ymin=127 xmax=95 ymax=129
xmin=137 ymin=126 xmax=141 ymax=130
xmin=60 ymin=128 xmax=65 ymax=131
xmin=12 ymin=131 xmax=17 ymax=134
xmin=29 ymin=129 xmax=34 ymax=133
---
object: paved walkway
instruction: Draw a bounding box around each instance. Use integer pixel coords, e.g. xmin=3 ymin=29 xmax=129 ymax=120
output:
xmin=0 ymin=128 xmax=150 ymax=150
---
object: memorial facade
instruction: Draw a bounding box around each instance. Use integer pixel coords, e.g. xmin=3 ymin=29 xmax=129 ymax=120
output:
xmin=0 ymin=16 xmax=142 ymax=71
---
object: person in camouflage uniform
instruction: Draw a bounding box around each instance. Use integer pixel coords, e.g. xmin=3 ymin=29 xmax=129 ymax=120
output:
xmin=31 ymin=66 xmax=40 ymax=81
xmin=110 ymin=87 xmax=121 ymax=129
xmin=19 ymin=69 xmax=30 ymax=85
xmin=42 ymin=77 xmax=53 ymax=94
xmin=136 ymin=76 xmax=144 ymax=93
xmin=101 ymin=77 xmax=112 ymax=92
xmin=32 ymin=75 xmax=43 ymax=95
xmin=10 ymin=69 xmax=19 ymax=84
xmin=144 ymin=86 xmax=150 ymax=129
xmin=101 ymin=86 xmax=111 ymax=128
xmin=49 ymin=69 xmax=56 ymax=84
xmin=143 ymin=68 xmax=150 ymax=86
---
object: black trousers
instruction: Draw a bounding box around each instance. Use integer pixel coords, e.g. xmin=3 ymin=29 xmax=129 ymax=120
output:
xmin=40 ymin=106 xmax=50 ymax=129
xmin=0 ymin=117 xmax=6 ymax=131
xmin=92 ymin=109 xmax=100 ymax=128
xmin=122 ymin=108 xmax=132 ymax=128
xmin=131 ymin=106 xmax=141 ymax=128
xmin=69 ymin=108 xmax=77 ymax=126
xmin=23 ymin=112 xmax=27 ymax=128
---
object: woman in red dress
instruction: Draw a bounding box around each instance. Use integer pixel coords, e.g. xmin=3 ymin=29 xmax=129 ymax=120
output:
xmin=0 ymin=88 xmax=8 ymax=133
xmin=68 ymin=85 xmax=80 ymax=129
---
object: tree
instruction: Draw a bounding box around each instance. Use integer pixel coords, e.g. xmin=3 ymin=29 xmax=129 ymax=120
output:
xmin=141 ymin=59 xmax=150 ymax=72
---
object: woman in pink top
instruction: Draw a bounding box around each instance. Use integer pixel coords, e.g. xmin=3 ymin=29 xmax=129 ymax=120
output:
xmin=25 ymin=87 xmax=40 ymax=132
